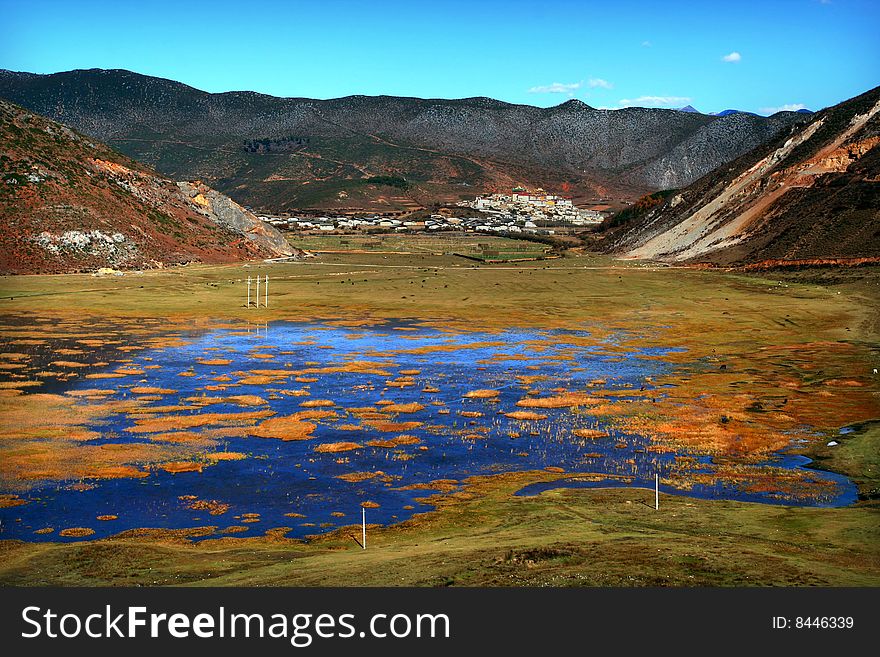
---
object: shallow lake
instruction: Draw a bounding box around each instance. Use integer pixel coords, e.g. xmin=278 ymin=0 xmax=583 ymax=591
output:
xmin=0 ymin=319 xmax=857 ymax=542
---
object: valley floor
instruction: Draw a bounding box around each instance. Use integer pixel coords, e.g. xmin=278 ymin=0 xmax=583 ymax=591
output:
xmin=0 ymin=248 xmax=877 ymax=586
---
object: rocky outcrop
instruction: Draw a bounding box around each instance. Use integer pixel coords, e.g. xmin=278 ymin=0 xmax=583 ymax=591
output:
xmin=177 ymin=182 xmax=293 ymax=257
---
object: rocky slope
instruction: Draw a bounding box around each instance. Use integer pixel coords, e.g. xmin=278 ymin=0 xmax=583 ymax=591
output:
xmin=0 ymin=69 xmax=808 ymax=211
xmin=598 ymin=86 xmax=880 ymax=265
xmin=0 ymin=99 xmax=295 ymax=274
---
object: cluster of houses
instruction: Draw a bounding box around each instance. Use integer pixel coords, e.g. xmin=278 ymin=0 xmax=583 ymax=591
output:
xmin=260 ymin=215 xmax=402 ymax=232
xmin=258 ymin=213 xmax=555 ymax=236
xmin=460 ymin=187 xmax=604 ymax=225
xmin=255 ymin=187 xmax=605 ymax=236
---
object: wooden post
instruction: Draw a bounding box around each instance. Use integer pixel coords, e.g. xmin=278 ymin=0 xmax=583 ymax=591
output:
xmin=362 ymin=507 xmax=366 ymax=550
xmin=655 ymin=473 xmax=659 ymax=511
xmin=265 ymin=275 xmax=269 ymax=307
xmin=247 ymin=276 xmax=251 ymax=308
xmin=255 ymin=275 xmax=260 ymax=308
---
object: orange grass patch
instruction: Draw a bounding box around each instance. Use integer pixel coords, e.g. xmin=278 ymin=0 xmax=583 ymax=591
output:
xmin=185 ymin=394 xmax=268 ymax=407
xmin=363 ymin=420 xmax=423 ymax=432
xmin=197 ymin=358 xmax=232 ymax=366
xmin=504 ymin=411 xmax=548 ymax=420
xmin=208 ymin=452 xmax=246 ymax=462
xmin=248 ymin=415 xmax=317 ymax=441
xmin=0 ymin=493 xmax=27 ymax=508
xmin=516 ymin=392 xmax=600 ymax=408
xmin=367 ymin=434 xmax=421 ymax=448
xmin=300 ymin=399 xmax=335 ymax=408
xmin=58 ymin=527 xmax=95 ymax=537
xmin=573 ymin=428 xmax=609 ymax=439
xmin=0 ymin=393 xmax=140 ymax=443
xmin=382 ymin=402 xmax=424 ymax=413
xmin=295 ymin=361 xmax=394 ymax=376
xmin=395 ymin=479 xmax=459 ymax=493
xmin=64 ymin=389 xmax=115 ymax=397
xmin=293 ymin=410 xmax=337 ymax=421
xmin=160 ymin=461 xmax=204 ymax=474
xmin=385 ymin=377 xmax=415 ymax=388
xmin=0 ymin=380 xmax=42 ymax=389
xmin=464 ymin=389 xmax=500 ymax=399
xmin=125 ymin=409 xmax=275 ymax=433
xmin=347 ymin=406 xmax=378 ymax=414
xmin=238 ymin=375 xmax=278 ymax=385
xmin=185 ymin=499 xmax=230 ymax=515
xmin=276 ymin=389 xmax=310 ymax=397
xmin=336 ymin=471 xmax=397 ymax=483
xmin=314 ymin=442 xmax=362 ymax=453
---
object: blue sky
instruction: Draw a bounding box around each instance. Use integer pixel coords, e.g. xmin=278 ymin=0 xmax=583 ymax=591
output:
xmin=1 ymin=0 xmax=878 ymax=114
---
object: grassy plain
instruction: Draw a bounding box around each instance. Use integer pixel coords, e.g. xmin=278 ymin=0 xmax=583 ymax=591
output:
xmin=286 ymin=233 xmax=552 ymax=261
xmin=0 ymin=243 xmax=878 ymax=586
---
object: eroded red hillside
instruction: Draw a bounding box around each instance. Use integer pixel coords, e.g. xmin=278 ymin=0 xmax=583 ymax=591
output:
xmin=0 ymin=99 xmax=295 ymax=274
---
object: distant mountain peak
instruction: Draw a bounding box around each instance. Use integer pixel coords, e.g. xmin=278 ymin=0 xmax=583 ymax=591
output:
xmin=554 ymin=98 xmax=594 ymax=110
xmin=678 ymin=105 xmax=701 ymax=113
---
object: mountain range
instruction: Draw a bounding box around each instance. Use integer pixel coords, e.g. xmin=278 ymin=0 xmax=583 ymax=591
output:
xmin=0 ymin=99 xmax=294 ymax=274
xmin=0 ymin=69 xmax=810 ymax=212
xmin=597 ymin=86 xmax=880 ymax=265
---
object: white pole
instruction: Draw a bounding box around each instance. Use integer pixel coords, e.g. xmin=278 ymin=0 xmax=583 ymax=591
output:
xmin=265 ymin=275 xmax=269 ymax=307
xmin=247 ymin=276 xmax=251 ymax=308
xmin=255 ymin=274 xmax=260 ymax=308
xmin=655 ymin=473 xmax=659 ymax=511
xmin=362 ymin=507 xmax=366 ymax=550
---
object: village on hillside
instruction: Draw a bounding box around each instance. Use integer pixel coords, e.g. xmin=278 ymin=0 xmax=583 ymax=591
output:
xmin=461 ymin=186 xmax=605 ymax=225
xmin=258 ymin=187 xmax=606 ymax=236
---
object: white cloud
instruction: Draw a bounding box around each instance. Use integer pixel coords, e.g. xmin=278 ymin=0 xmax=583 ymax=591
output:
xmin=528 ymin=81 xmax=582 ymax=95
xmin=588 ymin=78 xmax=613 ymax=89
xmin=617 ymin=95 xmax=692 ymax=108
xmin=641 ymin=40 xmax=652 ymax=47
xmin=722 ymin=51 xmax=742 ymax=63
xmin=760 ymin=103 xmax=807 ymax=114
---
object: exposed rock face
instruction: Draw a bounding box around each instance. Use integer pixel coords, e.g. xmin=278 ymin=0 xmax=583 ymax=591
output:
xmin=0 ymin=68 xmax=808 ymax=210
xmin=0 ymin=99 xmax=296 ymax=274
xmin=176 ymin=182 xmax=293 ymax=257
xmin=598 ymin=86 xmax=880 ymax=264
